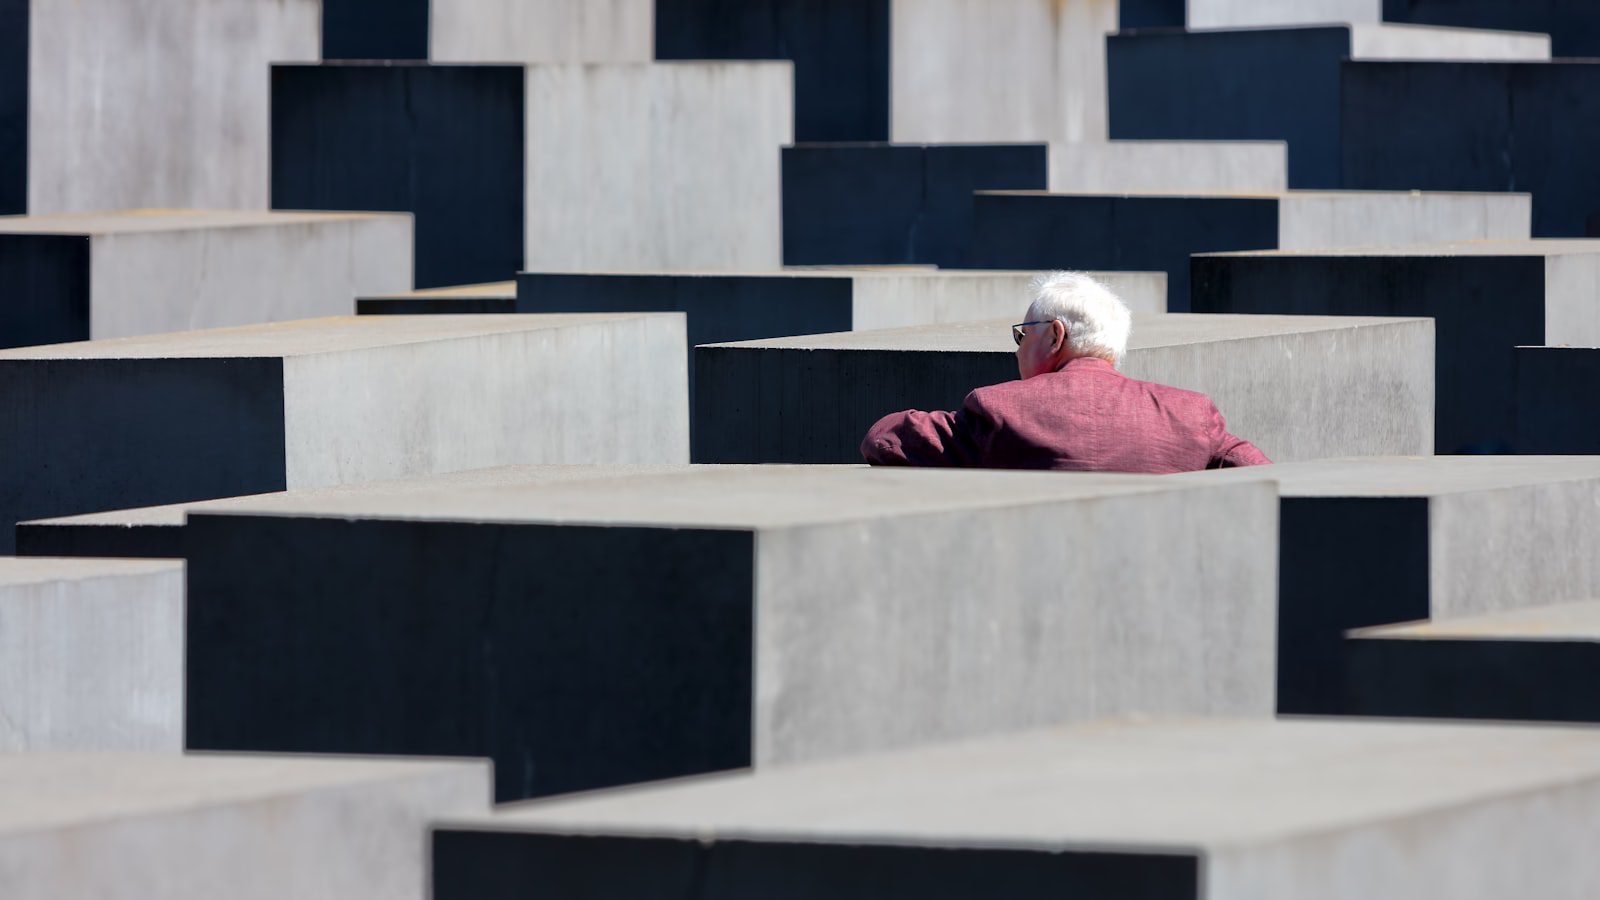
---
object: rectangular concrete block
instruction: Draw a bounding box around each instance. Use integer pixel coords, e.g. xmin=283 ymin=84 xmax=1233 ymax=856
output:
xmin=695 ymin=314 xmax=1433 ymax=464
xmin=11 ymin=0 xmax=318 ymax=215
xmin=0 ymin=314 xmax=689 ymax=552
xmin=1194 ymin=239 xmax=1600 ymax=452
xmin=1383 ymin=0 xmax=1600 ymax=58
xmin=1341 ymin=60 xmax=1600 ymax=237
xmin=1346 ymin=600 xmax=1600 ymax=723
xmin=432 ymin=718 xmax=1600 ymax=900
xmin=175 ymin=465 xmax=1276 ymax=801
xmin=323 ymin=0 xmax=653 ymax=63
xmin=0 ymin=558 xmax=182 ymax=751
xmin=1180 ymin=456 xmax=1600 ymax=714
xmin=1108 ymin=25 xmax=1548 ymax=187
xmin=782 ymin=144 xmax=1047 ymax=268
xmin=971 ymin=190 xmax=1531 ymax=309
xmin=1190 ymin=0 xmax=1382 ymax=27
xmin=1050 ymin=140 xmax=1289 ymax=192
xmin=272 ymin=61 xmax=790 ymax=287
xmin=891 ymin=0 xmax=1117 ymax=145
xmin=0 ymin=210 xmax=412 ymax=349
xmin=2 ymin=753 xmax=489 ymax=900
xmin=659 ymin=0 xmax=887 ymax=141
xmin=1516 ymin=346 xmax=1600 ymax=453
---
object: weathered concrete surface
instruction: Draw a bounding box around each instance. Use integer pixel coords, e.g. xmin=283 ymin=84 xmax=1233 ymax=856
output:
xmin=1346 ymin=600 xmax=1600 ymax=724
xmin=1050 ymin=140 xmax=1288 ymax=193
xmin=1195 ymin=239 xmax=1599 ymax=452
xmin=971 ymin=189 xmax=1530 ymax=309
xmin=1109 ymin=26 xmax=1548 ymax=188
xmin=0 ymin=314 xmax=689 ymax=552
xmin=1342 ymin=60 xmax=1600 ymax=237
xmin=1179 ymin=456 xmax=1600 ymax=713
xmin=891 ymin=0 xmax=1117 ymax=145
xmin=0 ymin=210 xmax=412 ymax=349
xmin=0 ymin=753 xmax=488 ymax=900
xmin=178 ymin=465 xmax=1276 ymax=801
xmin=0 ymin=558 xmax=182 ymax=751
xmin=17 ymin=465 xmax=693 ymax=559
xmin=782 ymin=144 xmax=1047 ymax=268
xmin=525 ymin=63 xmax=791 ymax=273
xmin=274 ymin=61 xmax=790 ymax=286
xmin=659 ymin=0 xmax=887 ymax=141
xmin=1190 ymin=0 xmax=1381 ymax=27
xmin=24 ymin=0 xmax=318 ymax=214
xmin=1516 ymin=346 xmax=1600 ymax=453
xmin=432 ymin=0 xmax=653 ymax=63
xmin=695 ymin=314 xmax=1432 ymax=464
xmin=1382 ymin=0 xmax=1600 ymax=57
xmin=433 ymin=718 xmax=1600 ymax=900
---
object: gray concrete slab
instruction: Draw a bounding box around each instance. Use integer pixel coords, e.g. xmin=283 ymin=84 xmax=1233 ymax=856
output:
xmin=0 ymin=558 xmax=182 ymax=751
xmin=429 ymin=0 xmax=652 ymax=62
xmin=1177 ymin=455 xmax=1600 ymax=713
xmin=1049 ymin=140 xmax=1289 ymax=193
xmin=1345 ymin=600 xmax=1600 ymax=724
xmin=1196 ymin=239 xmax=1600 ymax=452
xmin=973 ymin=188 xmax=1532 ymax=309
xmin=695 ymin=313 xmax=1434 ymax=464
xmin=174 ymin=464 xmax=1277 ymax=801
xmin=25 ymin=0 xmax=319 ymax=214
xmin=0 ymin=314 xmax=688 ymax=552
xmin=523 ymin=63 xmax=793 ymax=272
xmin=1 ymin=752 xmax=488 ymax=900
xmin=432 ymin=717 xmax=1600 ymax=900
xmin=0 ymin=209 xmax=413 ymax=349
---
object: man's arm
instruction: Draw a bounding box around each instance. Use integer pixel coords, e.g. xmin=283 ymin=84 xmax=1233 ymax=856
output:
xmin=860 ymin=400 xmax=991 ymax=467
xmin=1206 ymin=403 xmax=1272 ymax=468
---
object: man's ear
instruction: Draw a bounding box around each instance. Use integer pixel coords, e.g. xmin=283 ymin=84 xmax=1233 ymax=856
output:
xmin=1052 ymin=319 xmax=1068 ymax=352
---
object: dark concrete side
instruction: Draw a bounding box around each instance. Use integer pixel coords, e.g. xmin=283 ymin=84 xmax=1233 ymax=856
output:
xmin=271 ymin=63 xmax=526 ymax=288
xmin=322 ymin=0 xmax=429 ymax=60
xmin=1346 ymin=637 xmax=1600 ymax=723
xmin=655 ymin=0 xmax=890 ymax=141
xmin=694 ymin=345 xmax=1014 ymax=464
xmin=782 ymin=144 xmax=1048 ymax=268
xmin=0 ymin=234 xmax=91 ymax=349
xmin=1118 ymin=2 xmax=1186 ymax=29
xmin=1193 ymin=254 xmax=1544 ymax=453
xmin=185 ymin=515 xmax=756 ymax=802
xmin=1383 ymin=0 xmax=1600 ymax=57
xmin=433 ymin=830 xmax=1202 ymax=900
xmin=1515 ymin=347 xmax=1600 ymax=453
xmin=0 ymin=358 xmax=288 ymax=554
xmin=0 ymin=0 xmax=27 ymax=214
xmin=974 ymin=194 xmax=1280 ymax=311
xmin=1108 ymin=27 xmax=1352 ymax=188
xmin=16 ymin=521 xmax=186 ymax=560
xmin=357 ymin=296 xmax=518 ymax=315
xmin=1277 ymin=497 xmax=1431 ymax=716
xmin=1341 ymin=61 xmax=1600 ymax=237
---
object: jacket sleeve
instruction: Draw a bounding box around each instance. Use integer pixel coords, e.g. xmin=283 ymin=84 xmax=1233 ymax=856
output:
xmin=860 ymin=394 xmax=994 ymax=467
xmin=1207 ymin=403 xmax=1272 ymax=468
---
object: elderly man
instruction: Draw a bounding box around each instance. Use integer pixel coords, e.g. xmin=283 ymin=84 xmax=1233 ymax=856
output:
xmin=860 ymin=272 xmax=1270 ymax=473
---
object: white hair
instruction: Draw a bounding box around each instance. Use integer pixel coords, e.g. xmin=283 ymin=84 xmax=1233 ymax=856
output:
xmin=1026 ymin=271 xmax=1133 ymax=366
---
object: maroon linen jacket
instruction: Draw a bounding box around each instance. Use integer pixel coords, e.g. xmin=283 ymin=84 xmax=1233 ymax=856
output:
xmin=861 ymin=358 xmax=1270 ymax=473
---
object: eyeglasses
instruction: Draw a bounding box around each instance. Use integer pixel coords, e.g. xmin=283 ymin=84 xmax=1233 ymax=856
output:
xmin=1011 ymin=320 xmax=1053 ymax=346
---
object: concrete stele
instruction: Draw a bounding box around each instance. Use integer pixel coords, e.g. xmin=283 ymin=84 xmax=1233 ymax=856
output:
xmin=0 ymin=753 xmax=489 ymax=900
xmin=175 ymin=465 xmax=1277 ymax=801
xmin=0 ymin=558 xmax=183 ymax=751
xmin=432 ymin=718 xmax=1600 ymax=900
xmin=0 ymin=209 xmax=413 ymax=349
xmin=1345 ymin=599 xmax=1600 ymax=723
xmin=0 ymin=314 xmax=689 ymax=552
